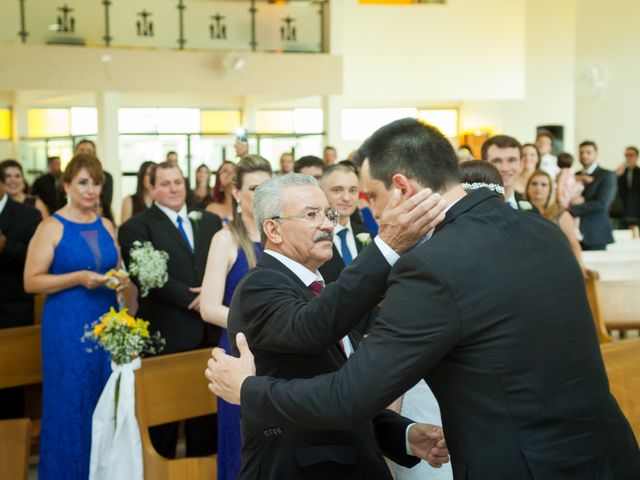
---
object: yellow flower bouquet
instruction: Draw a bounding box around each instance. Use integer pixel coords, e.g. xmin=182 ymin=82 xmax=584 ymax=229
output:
xmin=83 ymin=307 xmax=165 ymax=365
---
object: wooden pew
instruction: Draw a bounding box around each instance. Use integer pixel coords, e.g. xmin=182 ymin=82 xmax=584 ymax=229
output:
xmin=0 ymin=326 xmax=42 ymax=477
xmin=0 ymin=419 xmax=31 ymax=480
xmin=135 ymin=348 xmax=217 ymax=480
xmin=601 ymin=339 xmax=640 ymax=441
xmin=584 ymin=274 xmax=613 ymax=343
xmin=594 ymin=279 xmax=640 ymax=334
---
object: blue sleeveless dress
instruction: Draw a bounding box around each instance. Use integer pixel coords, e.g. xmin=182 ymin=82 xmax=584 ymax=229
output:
xmin=218 ymin=243 xmax=263 ymax=480
xmin=39 ymin=214 xmax=117 ymax=480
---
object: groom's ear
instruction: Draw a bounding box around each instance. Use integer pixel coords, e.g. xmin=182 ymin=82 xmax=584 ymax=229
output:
xmin=391 ymin=173 xmax=415 ymax=199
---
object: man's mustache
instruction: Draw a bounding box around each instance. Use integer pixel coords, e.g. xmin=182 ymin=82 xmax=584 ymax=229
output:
xmin=313 ymin=232 xmax=333 ymax=242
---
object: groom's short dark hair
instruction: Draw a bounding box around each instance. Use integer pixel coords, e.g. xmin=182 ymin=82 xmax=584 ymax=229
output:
xmin=356 ymin=118 xmax=459 ymax=192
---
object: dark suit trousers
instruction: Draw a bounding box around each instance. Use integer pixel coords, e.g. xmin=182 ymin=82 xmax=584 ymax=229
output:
xmin=581 ymin=242 xmax=607 ymax=251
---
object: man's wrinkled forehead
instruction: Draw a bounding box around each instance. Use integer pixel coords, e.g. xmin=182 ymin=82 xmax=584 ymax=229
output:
xmin=281 ymin=185 xmax=329 ymax=212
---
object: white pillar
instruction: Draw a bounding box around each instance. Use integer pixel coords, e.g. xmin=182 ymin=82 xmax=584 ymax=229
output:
xmin=96 ymin=91 xmax=121 ymax=223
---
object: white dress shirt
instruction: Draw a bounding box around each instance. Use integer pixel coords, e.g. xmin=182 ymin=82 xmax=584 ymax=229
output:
xmin=505 ymin=192 xmax=518 ymax=209
xmin=585 ymin=162 xmax=599 ymax=175
xmin=333 ymin=219 xmax=359 ymax=261
xmin=155 ymin=202 xmax=195 ymax=249
xmin=0 ymin=193 xmax=7 ymax=216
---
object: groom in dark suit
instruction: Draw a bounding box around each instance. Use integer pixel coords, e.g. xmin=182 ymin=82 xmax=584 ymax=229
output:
xmin=119 ymin=161 xmax=222 ymax=458
xmin=225 ymin=173 xmax=448 ymax=479
xmin=208 ymin=119 xmax=640 ymax=479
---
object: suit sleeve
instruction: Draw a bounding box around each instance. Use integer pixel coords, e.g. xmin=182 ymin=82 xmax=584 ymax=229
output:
xmin=570 ymin=172 xmax=618 ymax=216
xmin=1 ymin=208 xmax=41 ymax=265
xmin=373 ymin=409 xmax=420 ymax=468
xmin=232 ymin=244 xmax=391 ymax=354
xmin=118 ymin=216 xmax=195 ymax=309
xmin=239 ymin=252 xmax=461 ymax=436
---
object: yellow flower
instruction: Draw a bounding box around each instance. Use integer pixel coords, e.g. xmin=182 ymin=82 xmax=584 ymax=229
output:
xmin=93 ymin=324 xmax=105 ymax=336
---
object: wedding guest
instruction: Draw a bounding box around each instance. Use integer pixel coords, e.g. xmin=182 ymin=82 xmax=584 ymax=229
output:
xmin=556 ymin=152 xmax=584 ymax=210
xmin=459 ymin=160 xmax=505 ymax=199
xmin=120 ymin=161 xmax=156 ymax=224
xmin=279 ymin=152 xmax=294 ymax=175
xmin=166 ymin=150 xmax=179 ymax=166
xmin=192 ymin=164 xmax=214 ymax=209
xmin=24 ymin=154 xmax=127 ymax=480
xmin=535 ymin=130 xmax=559 ymax=179
xmin=0 ymin=159 xmax=49 ymax=218
xmin=526 ymin=170 xmax=586 ymax=273
xmin=0 ymin=166 xmax=41 ymax=419
xmin=293 ymin=155 xmax=324 ymax=180
xmin=75 ymin=139 xmax=114 ymax=222
xmin=206 ymin=161 xmax=236 ymax=223
xmin=32 ymin=156 xmax=65 ymax=214
xmin=200 ymin=155 xmax=272 ymax=480
xmin=323 ymin=145 xmax=338 ymax=166
xmin=570 ymin=141 xmax=617 ymax=250
xmin=514 ymin=143 xmax=540 ymax=196
xmin=616 ymin=146 xmax=640 ymax=226
xmin=118 ymin=161 xmax=222 ymax=459
xmin=482 ymin=135 xmax=533 ymax=210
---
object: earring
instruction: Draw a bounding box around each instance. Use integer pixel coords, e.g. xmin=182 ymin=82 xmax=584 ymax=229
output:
xmin=66 ymin=194 xmax=72 ymax=206
xmin=236 ymin=204 xmax=242 ymax=213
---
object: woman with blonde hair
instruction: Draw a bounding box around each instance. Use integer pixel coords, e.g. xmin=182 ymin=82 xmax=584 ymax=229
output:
xmin=526 ymin=169 xmax=586 ymax=275
xmin=200 ymin=155 xmax=272 ymax=480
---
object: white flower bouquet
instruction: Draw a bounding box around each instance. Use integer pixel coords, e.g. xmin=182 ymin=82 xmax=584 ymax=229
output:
xmin=127 ymin=241 xmax=169 ymax=297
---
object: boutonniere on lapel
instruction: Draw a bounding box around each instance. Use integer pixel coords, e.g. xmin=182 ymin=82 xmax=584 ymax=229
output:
xmin=356 ymin=232 xmax=372 ymax=247
xmin=518 ymin=201 xmax=533 ymax=211
xmin=188 ymin=210 xmax=203 ymax=224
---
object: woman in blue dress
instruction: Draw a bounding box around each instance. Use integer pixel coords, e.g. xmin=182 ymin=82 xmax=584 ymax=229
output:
xmin=24 ymin=154 xmax=128 ymax=480
xmin=201 ymin=155 xmax=272 ymax=480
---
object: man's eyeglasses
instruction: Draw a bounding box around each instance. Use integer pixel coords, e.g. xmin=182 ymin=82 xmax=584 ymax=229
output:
xmin=271 ymin=208 xmax=340 ymax=226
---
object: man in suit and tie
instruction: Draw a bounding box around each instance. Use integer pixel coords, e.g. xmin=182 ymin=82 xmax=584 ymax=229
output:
xmin=223 ymin=173 xmax=449 ymax=479
xmin=32 ymin=156 xmax=65 ymax=214
xmin=208 ymin=119 xmax=640 ymax=480
xmin=0 ymin=167 xmax=42 ymax=418
xmin=617 ymin=146 xmax=640 ymax=227
xmin=319 ymin=164 xmax=376 ymax=334
xmin=119 ymin=161 xmax=222 ymax=458
xmin=482 ymin=135 xmax=536 ymax=212
xmin=570 ymin=141 xmax=617 ymax=250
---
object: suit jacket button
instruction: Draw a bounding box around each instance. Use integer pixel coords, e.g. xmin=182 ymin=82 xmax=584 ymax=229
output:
xmin=263 ymin=431 xmax=269 ymax=437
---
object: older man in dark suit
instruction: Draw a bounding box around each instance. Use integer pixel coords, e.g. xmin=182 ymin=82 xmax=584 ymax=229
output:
xmin=119 ymin=161 xmax=222 ymax=458
xmin=221 ymin=173 xmax=448 ymax=479
xmin=208 ymin=119 xmax=640 ymax=480
xmin=570 ymin=140 xmax=617 ymax=250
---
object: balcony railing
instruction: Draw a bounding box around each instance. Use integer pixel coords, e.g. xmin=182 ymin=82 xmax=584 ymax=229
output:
xmin=1 ymin=0 xmax=327 ymax=53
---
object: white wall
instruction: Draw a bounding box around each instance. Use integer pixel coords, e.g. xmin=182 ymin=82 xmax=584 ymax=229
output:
xmin=461 ymin=0 xmax=577 ymax=151
xmin=575 ymin=0 xmax=640 ymax=169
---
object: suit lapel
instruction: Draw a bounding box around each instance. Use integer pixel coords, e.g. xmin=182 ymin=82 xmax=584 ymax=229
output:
xmin=0 ymin=197 xmax=16 ymax=229
xmin=435 ymin=188 xmax=499 ymax=234
xmin=150 ymin=205 xmax=193 ymax=257
xmin=257 ymin=253 xmax=312 ymax=299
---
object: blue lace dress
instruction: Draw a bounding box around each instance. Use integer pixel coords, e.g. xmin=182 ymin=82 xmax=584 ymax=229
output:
xmin=218 ymin=243 xmax=263 ymax=480
xmin=39 ymin=214 xmax=117 ymax=480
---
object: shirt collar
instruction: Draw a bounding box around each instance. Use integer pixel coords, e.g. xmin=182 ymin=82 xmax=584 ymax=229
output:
xmin=155 ymin=202 xmax=188 ymax=224
xmin=0 ymin=194 xmax=7 ymax=215
xmin=585 ymin=163 xmax=599 ymax=175
xmin=263 ymin=249 xmax=324 ymax=287
xmin=334 ymin=218 xmax=352 ymax=235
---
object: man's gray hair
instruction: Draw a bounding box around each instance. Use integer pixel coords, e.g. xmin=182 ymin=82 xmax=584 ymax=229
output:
xmin=253 ymin=173 xmax=319 ymax=244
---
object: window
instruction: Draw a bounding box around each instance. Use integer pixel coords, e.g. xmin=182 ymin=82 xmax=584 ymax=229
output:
xmin=200 ymin=110 xmax=242 ymax=134
xmin=256 ymin=108 xmax=323 ymax=134
xmin=0 ymin=108 xmax=11 ymax=140
xmin=341 ymin=108 xmax=417 ymax=140
xmin=28 ymin=109 xmax=71 ymax=138
xmin=418 ymin=109 xmax=458 ymax=137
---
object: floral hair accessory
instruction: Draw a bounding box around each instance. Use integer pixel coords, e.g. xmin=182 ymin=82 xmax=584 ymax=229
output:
xmin=460 ymin=182 xmax=505 ymax=196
